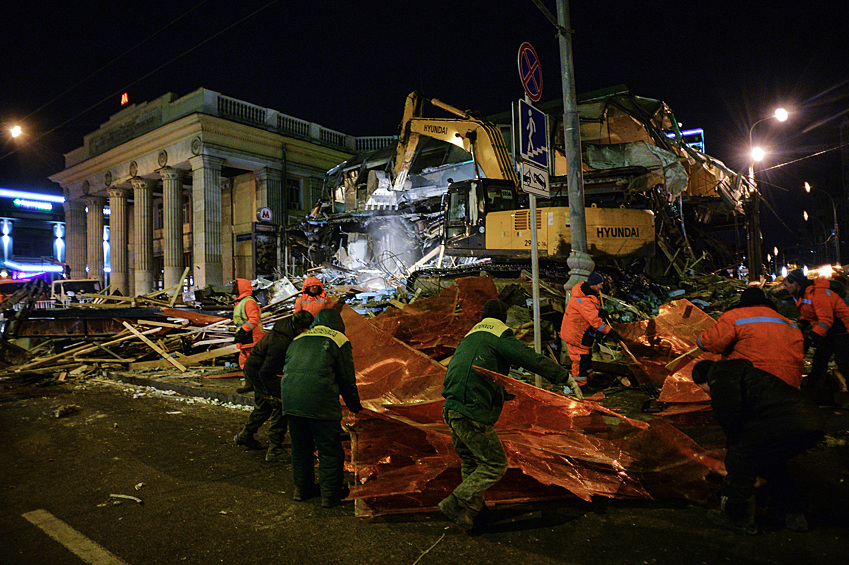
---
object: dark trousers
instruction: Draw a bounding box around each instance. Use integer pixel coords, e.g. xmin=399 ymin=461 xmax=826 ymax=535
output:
xmin=287 ymin=415 xmax=345 ymax=499
xmin=809 ymin=333 xmax=849 ymax=385
xmin=243 ymin=395 xmax=287 ymax=446
xmin=443 ymin=408 xmax=509 ymax=511
xmin=722 ymin=431 xmax=822 ymax=519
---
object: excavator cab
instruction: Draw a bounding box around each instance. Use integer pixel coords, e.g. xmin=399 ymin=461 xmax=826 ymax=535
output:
xmin=444 ymin=178 xmax=517 ymax=255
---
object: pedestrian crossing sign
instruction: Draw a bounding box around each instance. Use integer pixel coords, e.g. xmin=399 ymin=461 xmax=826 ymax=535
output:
xmin=518 ymin=98 xmax=549 ymax=171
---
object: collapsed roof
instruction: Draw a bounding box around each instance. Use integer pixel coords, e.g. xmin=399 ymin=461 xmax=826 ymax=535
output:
xmin=285 ymin=87 xmax=749 ymax=280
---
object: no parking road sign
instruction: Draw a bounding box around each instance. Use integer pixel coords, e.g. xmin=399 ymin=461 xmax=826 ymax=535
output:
xmin=517 ymin=42 xmax=543 ymax=102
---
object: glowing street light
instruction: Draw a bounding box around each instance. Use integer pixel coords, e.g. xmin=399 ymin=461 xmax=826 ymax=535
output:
xmin=10 ymin=125 xmax=22 ymax=138
xmin=745 ymin=107 xmax=790 ymax=281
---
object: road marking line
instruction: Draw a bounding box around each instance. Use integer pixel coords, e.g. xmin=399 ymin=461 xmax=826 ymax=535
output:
xmin=22 ymin=509 xmax=129 ymax=565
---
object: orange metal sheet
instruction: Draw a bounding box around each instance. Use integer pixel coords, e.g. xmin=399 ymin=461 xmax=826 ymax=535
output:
xmin=340 ymin=290 xmax=724 ymax=517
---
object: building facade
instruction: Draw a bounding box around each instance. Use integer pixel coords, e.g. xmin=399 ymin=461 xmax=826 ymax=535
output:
xmin=49 ymin=88 xmax=392 ymax=296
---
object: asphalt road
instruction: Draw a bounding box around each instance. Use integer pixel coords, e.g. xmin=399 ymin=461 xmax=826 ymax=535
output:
xmin=1 ymin=375 xmax=848 ymax=565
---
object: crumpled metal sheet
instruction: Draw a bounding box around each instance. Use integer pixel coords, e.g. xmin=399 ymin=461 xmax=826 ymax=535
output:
xmin=341 ymin=297 xmax=723 ymax=517
xmin=616 ymin=299 xmax=717 ymax=389
xmin=368 ymin=276 xmax=497 ymax=356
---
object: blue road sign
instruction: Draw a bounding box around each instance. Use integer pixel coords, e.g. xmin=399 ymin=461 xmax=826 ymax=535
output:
xmin=518 ymin=98 xmax=548 ymax=171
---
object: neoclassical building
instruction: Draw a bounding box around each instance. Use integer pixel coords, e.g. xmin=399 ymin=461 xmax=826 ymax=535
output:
xmin=50 ymin=88 xmax=392 ymax=296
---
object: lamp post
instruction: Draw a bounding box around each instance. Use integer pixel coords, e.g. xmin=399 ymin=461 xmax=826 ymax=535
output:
xmin=746 ymin=108 xmax=788 ymax=281
xmin=805 ymin=181 xmax=840 ymax=265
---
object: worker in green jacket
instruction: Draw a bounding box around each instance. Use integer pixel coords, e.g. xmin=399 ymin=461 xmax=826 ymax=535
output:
xmin=439 ymin=299 xmax=583 ymax=530
xmin=281 ymin=308 xmax=362 ymax=508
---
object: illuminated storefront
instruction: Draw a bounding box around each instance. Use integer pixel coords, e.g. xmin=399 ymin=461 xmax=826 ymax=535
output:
xmin=0 ymin=188 xmax=69 ymax=279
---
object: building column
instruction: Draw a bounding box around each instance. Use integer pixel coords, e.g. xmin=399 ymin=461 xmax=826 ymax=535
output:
xmin=131 ymin=177 xmax=155 ymax=294
xmin=160 ymin=167 xmax=184 ymax=292
xmin=108 ymin=187 xmax=130 ymax=295
xmin=189 ymin=155 xmax=224 ymax=289
xmin=255 ymin=166 xmax=284 ymax=225
xmin=63 ymin=196 xmax=87 ymax=280
xmin=1 ymin=219 xmax=13 ymax=264
xmin=84 ymin=195 xmax=106 ymax=284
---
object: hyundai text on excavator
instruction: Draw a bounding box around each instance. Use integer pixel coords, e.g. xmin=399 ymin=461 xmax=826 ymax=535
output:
xmin=392 ymin=91 xmax=655 ymax=265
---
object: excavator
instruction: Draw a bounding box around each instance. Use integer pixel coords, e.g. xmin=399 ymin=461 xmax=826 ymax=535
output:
xmin=390 ymin=92 xmax=656 ymax=266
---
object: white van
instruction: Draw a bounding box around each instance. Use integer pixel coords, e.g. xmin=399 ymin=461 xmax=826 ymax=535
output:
xmin=51 ymin=279 xmax=103 ymax=305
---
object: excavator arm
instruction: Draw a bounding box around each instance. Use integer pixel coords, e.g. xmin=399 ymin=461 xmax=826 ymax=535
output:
xmin=392 ymin=92 xmax=519 ymax=191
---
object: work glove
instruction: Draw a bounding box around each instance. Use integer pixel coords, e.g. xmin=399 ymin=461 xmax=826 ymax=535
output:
xmin=796 ymin=319 xmax=812 ymax=333
xmin=808 ymin=332 xmax=824 ymax=350
xmin=234 ymin=328 xmax=252 ymax=345
xmin=598 ymin=308 xmax=611 ymax=322
xmin=605 ymin=329 xmax=623 ymax=344
xmin=563 ymin=375 xmax=584 ymax=400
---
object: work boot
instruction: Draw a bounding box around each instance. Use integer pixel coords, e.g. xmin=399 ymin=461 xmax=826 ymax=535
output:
xmin=321 ymin=484 xmax=350 ymax=508
xmin=265 ymin=445 xmax=289 ymax=463
xmin=293 ymin=484 xmax=320 ymax=501
xmin=707 ymin=509 xmax=758 ymax=535
xmin=438 ymin=493 xmax=477 ymax=531
xmin=708 ymin=496 xmax=757 ymax=535
xmin=785 ymin=513 xmax=809 ymax=532
xmin=234 ymin=431 xmax=262 ymax=450
xmin=236 ymin=382 xmax=254 ymax=394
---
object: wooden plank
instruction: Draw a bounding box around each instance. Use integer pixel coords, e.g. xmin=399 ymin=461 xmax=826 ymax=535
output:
xmin=193 ymin=337 xmax=234 ymax=347
xmin=72 ymin=357 xmax=133 ymax=363
xmin=121 ymin=321 xmax=186 ymax=372
xmin=136 ymin=319 xmax=187 ymax=329
xmin=168 ymin=267 xmax=190 ymax=308
xmin=203 ymin=370 xmax=244 ymax=379
xmin=13 ymin=342 xmax=93 ymax=371
xmin=86 ymin=293 xmax=136 ymax=302
xmin=128 ymin=343 xmax=239 ymax=370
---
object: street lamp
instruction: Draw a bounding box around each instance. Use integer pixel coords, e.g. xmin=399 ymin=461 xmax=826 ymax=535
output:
xmin=10 ymin=125 xmax=22 ymax=138
xmin=805 ymin=181 xmax=840 ymax=265
xmin=746 ymin=108 xmax=789 ymax=281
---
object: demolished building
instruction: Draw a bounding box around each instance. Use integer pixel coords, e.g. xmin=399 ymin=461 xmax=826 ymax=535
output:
xmin=284 ymin=86 xmax=750 ymax=284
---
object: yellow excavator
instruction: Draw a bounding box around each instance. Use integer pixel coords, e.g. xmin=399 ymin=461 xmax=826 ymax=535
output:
xmin=392 ymin=92 xmax=655 ymax=264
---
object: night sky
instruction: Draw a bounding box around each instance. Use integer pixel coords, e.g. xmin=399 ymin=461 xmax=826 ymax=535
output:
xmin=2 ymin=1 xmax=847 ymax=250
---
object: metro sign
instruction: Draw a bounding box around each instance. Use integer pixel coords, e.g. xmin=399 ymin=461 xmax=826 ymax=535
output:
xmin=256 ymin=207 xmax=273 ymax=222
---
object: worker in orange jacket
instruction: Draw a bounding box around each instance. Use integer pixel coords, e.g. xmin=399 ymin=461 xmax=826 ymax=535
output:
xmin=233 ymin=278 xmax=264 ymax=370
xmin=782 ymin=269 xmax=849 ymax=392
xmin=294 ymin=275 xmax=331 ymax=317
xmin=697 ymin=287 xmax=804 ymax=389
xmin=560 ymin=272 xmax=621 ymax=384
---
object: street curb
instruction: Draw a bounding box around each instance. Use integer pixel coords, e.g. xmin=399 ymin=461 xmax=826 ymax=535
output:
xmin=104 ymin=371 xmax=255 ymax=406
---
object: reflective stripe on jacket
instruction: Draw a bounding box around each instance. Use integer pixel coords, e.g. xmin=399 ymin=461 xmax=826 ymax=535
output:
xmin=442 ymin=318 xmax=568 ymax=425
xmin=697 ymin=304 xmax=804 ymax=388
xmin=233 ymin=278 xmax=263 ymax=348
xmin=797 ymin=278 xmax=849 ymax=337
xmin=560 ymin=282 xmax=610 ymax=354
xmin=294 ymin=275 xmax=330 ymax=316
xmin=281 ymin=309 xmax=360 ymax=420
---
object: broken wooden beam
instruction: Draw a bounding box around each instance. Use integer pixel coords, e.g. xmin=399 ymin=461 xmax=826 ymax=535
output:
xmin=121 ymin=321 xmax=187 ymax=372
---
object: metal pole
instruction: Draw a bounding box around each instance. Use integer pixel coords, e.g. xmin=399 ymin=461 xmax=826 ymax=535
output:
xmin=831 ymin=197 xmax=840 ymax=265
xmin=556 ymin=0 xmax=594 ymax=290
xmin=530 ymin=191 xmax=542 ymax=388
xmin=746 ymin=162 xmax=763 ymax=281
